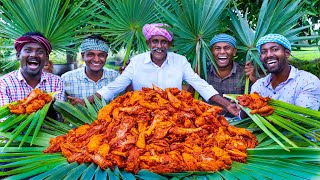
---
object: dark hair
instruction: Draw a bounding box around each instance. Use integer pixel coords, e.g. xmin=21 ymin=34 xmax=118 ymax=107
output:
xmin=85 ymin=34 xmax=107 ymax=43
xmin=22 ymin=32 xmax=47 ymax=39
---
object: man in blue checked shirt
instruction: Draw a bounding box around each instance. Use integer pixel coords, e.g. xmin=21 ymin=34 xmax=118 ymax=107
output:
xmin=61 ymin=34 xmax=119 ymax=101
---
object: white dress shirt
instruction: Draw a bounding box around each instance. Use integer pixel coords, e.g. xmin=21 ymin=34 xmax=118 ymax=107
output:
xmin=97 ymin=52 xmax=218 ymax=101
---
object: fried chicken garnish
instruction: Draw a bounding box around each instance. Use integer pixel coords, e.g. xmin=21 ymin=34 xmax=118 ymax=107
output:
xmin=44 ymin=85 xmax=258 ymax=174
xmin=236 ymin=92 xmax=274 ymax=116
xmin=8 ymin=88 xmax=52 ymax=115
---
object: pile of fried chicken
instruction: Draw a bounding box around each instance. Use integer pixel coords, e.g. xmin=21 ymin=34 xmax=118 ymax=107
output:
xmin=44 ymin=85 xmax=258 ymax=174
xmin=236 ymin=92 xmax=274 ymax=116
xmin=8 ymin=88 xmax=52 ymax=115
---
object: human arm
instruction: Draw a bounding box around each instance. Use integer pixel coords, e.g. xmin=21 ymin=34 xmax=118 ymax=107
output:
xmin=0 ymin=79 xmax=10 ymax=106
xmin=294 ymin=74 xmax=320 ymax=110
xmin=210 ymin=95 xmax=240 ymax=117
xmin=181 ymin=59 xmax=240 ymax=116
xmin=67 ymin=93 xmax=101 ymax=106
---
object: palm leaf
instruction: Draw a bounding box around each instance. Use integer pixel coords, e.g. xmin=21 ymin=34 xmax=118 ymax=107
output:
xmin=157 ymin=0 xmax=230 ymax=80
xmin=228 ymin=0 xmax=320 ymax=80
xmin=92 ymin=0 xmax=165 ymax=65
xmin=224 ymin=94 xmax=320 ymax=149
xmin=0 ymin=93 xmax=56 ymax=148
xmin=1 ymin=94 xmax=320 ymax=179
xmin=0 ymin=0 xmax=101 ymax=52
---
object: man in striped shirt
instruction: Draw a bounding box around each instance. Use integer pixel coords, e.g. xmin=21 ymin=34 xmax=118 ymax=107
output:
xmin=0 ymin=32 xmax=64 ymax=106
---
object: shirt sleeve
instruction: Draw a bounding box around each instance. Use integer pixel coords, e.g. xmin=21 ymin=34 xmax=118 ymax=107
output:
xmin=294 ymin=76 xmax=320 ymax=110
xmin=97 ymin=62 xmax=133 ymax=101
xmin=182 ymin=59 xmax=218 ymax=101
xmin=0 ymin=79 xmax=10 ymax=106
xmin=250 ymin=81 xmax=260 ymax=94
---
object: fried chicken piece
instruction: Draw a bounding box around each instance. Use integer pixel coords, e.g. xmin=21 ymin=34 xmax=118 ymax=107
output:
xmin=182 ymin=153 xmax=198 ymax=171
xmin=25 ymin=99 xmax=45 ymax=114
xmin=226 ymin=149 xmax=248 ymax=163
xmin=43 ymin=136 xmax=66 ymax=153
xmin=90 ymin=154 xmax=113 ymax=170
xmin=169 ymin=127 xmax=202 ymax=135
xmin=237 ymin=92 xmax=274 ymax=116
xmin=75 ymin=124 xmax=90 ymax=137
xmin=44 ymin=84 xmax=257 ymax=174
xmin=21 ymin=88 xmax=42 ymax=106
xmin=166 ymin=89 xmax=181 ymax=109
xmin=87 ymin=134 xmax=105 ymax=153
xmin=8 ymin=104 xmax=25 ymax=114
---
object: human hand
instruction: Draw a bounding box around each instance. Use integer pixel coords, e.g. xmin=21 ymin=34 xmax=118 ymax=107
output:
xmin=226 ymin=100 xmax=241 ymax=117
xmin=119 ymin=60 xmax=130 ymax=74
xmin=67 ymin=96 xmax=85 ymax=106
xmin=244 ymin=61 xmax=257 ymax=83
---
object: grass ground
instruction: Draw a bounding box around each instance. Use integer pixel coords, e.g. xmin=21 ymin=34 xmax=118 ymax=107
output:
xmin=290 ymin=47 xmax=320 ymax=61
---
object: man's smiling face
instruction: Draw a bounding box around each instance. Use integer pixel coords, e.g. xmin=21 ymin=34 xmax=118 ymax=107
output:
xmin=18 ymin=43 xmax=48 ymax=76
xmin=260 ymin=42 xmax=290 ymax=74
xmin=211 ymin=42 xmax=237 ymax=69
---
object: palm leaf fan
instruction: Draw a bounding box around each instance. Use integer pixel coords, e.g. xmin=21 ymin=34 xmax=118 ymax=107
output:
xmin=91 ymin=0 xmax=167 ymax=65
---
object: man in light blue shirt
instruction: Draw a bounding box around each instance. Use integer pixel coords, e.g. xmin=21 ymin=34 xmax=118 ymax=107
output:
xmin=70 ymin=23 xmax=240 ymax=116
xmin=251 ymin=34 xmax=320 ymax=110
xmin=62 ymin=34 xmax=119 ymax=100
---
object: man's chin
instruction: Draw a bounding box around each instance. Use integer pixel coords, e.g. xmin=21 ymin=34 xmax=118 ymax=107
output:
xmin=25 ymin=69 xmax=42 ymax=75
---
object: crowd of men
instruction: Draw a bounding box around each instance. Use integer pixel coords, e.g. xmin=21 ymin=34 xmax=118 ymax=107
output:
xmin=0 ymin=23 xmax=319 ymax=119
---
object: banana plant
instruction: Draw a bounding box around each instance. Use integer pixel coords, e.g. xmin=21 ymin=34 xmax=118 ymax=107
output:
xmin=91 ymin=0 xmax=167 ymax=66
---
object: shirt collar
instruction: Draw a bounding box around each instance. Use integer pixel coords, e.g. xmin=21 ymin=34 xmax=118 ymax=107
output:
xmin=213 ymin=62 xmax=237 ymax=76
xmin=81 ymin=67 xmax=108 ymax=80
xmin=262 ymin=65 xmax=296 ymax=87
xmin=18 ymin=68 xmax=47 ymax=83
xmin=144 ymin=51 xmax=171 ymax=65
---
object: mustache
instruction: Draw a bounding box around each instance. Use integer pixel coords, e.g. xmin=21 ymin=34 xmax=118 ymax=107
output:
xmin=151 ymin=47 xmax=166 ymax=52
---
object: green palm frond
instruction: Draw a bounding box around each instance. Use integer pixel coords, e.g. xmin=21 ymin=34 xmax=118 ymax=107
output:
xmin=228 ymin=0 xmax=319 ymax=71
xmin=52 ymin=96 xmax=106 ymax=128
xmin=224 ymin=94 xmax=320 ymax=150
xmin=0 ymin=93 xmax=56 ymax=148
xmin=157 ymin=0 xmax=230 ymax=80
xmin=92 ymin=0 xmax=165 ymax=65
xmin=0 ymin=0 xmax=101 ymax=52
xmin=1 ymin=99 xmax=320 ymax=179
xmin=1 ymin=145 xmax=319 ymax=179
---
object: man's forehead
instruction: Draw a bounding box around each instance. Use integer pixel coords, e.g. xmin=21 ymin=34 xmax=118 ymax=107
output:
xmin=22 ymin=42 xmax=45 ymax=49
xmin=213 ymin=42 xmax=234 ymax=48
xmin=150 ymin=35 xmax=170 ymax=41
xmin=85 ymin=49 xmax=107 ymax=54
xmin=261 ymin=42 xmax=282 ymax=49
